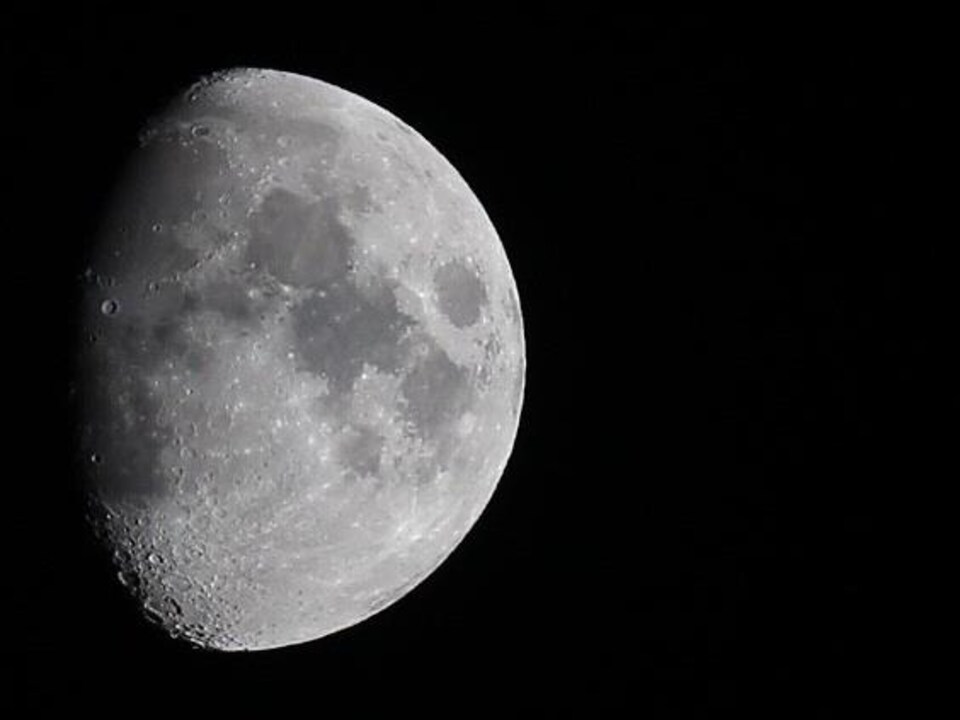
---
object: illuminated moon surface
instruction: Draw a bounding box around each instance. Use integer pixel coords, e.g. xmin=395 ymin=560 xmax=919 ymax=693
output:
xmin=74 ymin=68 xmax=525 ymax=651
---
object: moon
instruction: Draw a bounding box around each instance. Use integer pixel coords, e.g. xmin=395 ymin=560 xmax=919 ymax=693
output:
xmin=73 ymin=68 xmax=525 ymax=651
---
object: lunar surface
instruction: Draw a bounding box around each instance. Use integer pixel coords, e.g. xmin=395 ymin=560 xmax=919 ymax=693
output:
xmin=73 ymin=68 xmax=525 ymax=651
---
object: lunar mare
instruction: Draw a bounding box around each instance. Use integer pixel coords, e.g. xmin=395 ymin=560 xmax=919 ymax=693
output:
xmin=74 ymin=68 xmax=524 ymax=651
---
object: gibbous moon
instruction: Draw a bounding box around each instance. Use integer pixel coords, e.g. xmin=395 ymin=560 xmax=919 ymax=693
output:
xmin=74 ymin=68 xmax=525 ymax=651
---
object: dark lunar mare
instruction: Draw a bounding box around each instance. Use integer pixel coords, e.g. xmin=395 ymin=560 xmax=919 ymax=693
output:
xmin=433 ymin=259 xmax=488 ymax=328
xmin=291 ymin=281 xmax=413 ymax=396
xmin=248 ymin=188 xmax=355 ymax=287
xmin=398 ymin=339 xmax=473 ymax=439
xmin=252 ymin=184 xmax=481 ymax=485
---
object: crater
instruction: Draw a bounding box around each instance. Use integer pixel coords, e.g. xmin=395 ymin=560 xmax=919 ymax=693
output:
xmin=433 ymin=259 xmax=488 ymax=328
xmin=248 ymin=188 xmax=354 ymax=288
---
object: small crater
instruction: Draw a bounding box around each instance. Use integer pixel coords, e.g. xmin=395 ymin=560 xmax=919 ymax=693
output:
xmin=167 ymin=597 xmax=183 ymax=616
xmin=100 ymin=299 xmax=120 ymax=316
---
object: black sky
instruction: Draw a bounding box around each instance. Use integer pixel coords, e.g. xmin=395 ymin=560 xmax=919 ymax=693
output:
xmin=6 ymin=9 xmax=940 ymax=714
